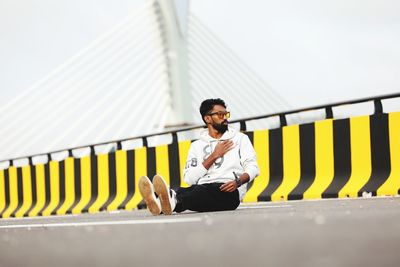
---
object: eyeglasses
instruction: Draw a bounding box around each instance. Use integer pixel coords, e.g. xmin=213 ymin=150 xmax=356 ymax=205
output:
xmin=207 ymin=111 xmax=230 ymax=119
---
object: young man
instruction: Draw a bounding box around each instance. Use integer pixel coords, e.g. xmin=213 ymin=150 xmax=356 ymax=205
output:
xmin=139 ymin=98 xmax=260 ymax=215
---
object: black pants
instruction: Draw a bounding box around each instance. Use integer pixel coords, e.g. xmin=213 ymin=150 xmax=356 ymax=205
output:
xmin=174 ymin=183 xmax=240 ymax=213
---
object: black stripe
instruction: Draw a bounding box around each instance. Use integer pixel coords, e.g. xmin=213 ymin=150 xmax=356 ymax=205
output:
xmin=100 ymin=153 xmax=117 ymax=211
xmin=147 ymin=147 xmax=156 ymax=181
xmin=83 ymin=155 xmax=98 ymax=212
xmin=52 ymin=160 xmax=66 ymax=215
xmin=243 ymin=132 xmax=255 ymax=190
xmin=137 ymin=147 xmax=157 ymax=209
xmin=67 ymin=158 xmax=82 ymax=213
xmin=258 ymin=128 xmax=283 ymax=201
xmin=358 ymin=114 xmax=391 ymax=196
xmin=38 ymin=163 xmax=51 ymax=216
xmin=118 ymin=150 xmax=135 ymax=209
xmin=322 ymin=119 xmax=352 ymax=198
xmin=24 ymin=166 xmax=37 ymax=217
xmin=168 ymin=141 xmax=181 ymax=190
xmin=288 ymin=123 xmax=316 ymax=200
xmin=11 ymin=168 xmax=24 ymax=217
xmin=0 ymin=169 xmax=10 ymax=217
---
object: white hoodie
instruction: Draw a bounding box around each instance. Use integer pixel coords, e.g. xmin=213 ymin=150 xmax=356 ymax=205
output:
xmin=183 ymin=126 xmax=260 ymax=200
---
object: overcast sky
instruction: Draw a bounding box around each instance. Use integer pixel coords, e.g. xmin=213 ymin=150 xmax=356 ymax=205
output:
xmin=1 ymin=0 xmax=399 ymax=108
xmin=192 ymin=0 xmax=400 ymax=107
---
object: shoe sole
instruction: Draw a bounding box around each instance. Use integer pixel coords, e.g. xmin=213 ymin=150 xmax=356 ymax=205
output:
xmin=138 ymin=176 xmax=161 ymax=216
xmin=153 ymin=175 xmax=172 ymax=215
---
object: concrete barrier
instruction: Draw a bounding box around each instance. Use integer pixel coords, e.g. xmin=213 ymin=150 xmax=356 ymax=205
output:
xmin=243 ymin=112 xmax=400 ymax=202
xmin=0 ymin=111 xmax=399 ymax=218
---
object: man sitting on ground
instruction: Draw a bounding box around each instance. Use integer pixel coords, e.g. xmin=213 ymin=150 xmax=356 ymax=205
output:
xmin=139 ymin=98 xmax=260 ymax=215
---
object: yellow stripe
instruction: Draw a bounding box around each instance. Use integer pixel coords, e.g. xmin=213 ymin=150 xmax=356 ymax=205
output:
xmin=2 ymin=167 xmax=18 ymax=218
xmin=339 ymin=116 xmax=371 ymax=198
xmin=107 ymin=150 xmax=128 ymax=211
xmin=377 ymin=112 xmax=400 ymax=195
xmin=72 ymin=156 xmax=92 ymax=214
xmin=125 ymin=147 xmax=146 ymax=210
xmin=0 ymin=170 xmax=6 ymax=213
xmin=29 ymin=164 xmax=46 ymax=217
xmin=57 ymin=158 xmax=75 ymax=215
xmin=42 ymin=161 xmax=60 ymax=216
xmin=303 ymin=119 xmax=334 ymax=199
xmin=15 ymin=166 xmax=33 ymax=217
xmin=88 ymin=153 xmax=109 ymax=213
xmin=243 ymin=130 xmax=269 ymax=203
xmin=271 ymin=125 xmax=301 ymax=201
xmin=156 ymin=145 xmax=170 ymax=185
xmin=178 ymin=141 xmax=191 ymax=188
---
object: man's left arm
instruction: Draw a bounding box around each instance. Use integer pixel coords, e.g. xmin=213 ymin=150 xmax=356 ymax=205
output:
xmin=220 ymin=135 xmax=260 ymax=192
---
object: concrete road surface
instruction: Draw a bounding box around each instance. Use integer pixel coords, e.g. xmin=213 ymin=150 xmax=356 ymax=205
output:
xmin=0 ymin=197 xmax=399 ymax=267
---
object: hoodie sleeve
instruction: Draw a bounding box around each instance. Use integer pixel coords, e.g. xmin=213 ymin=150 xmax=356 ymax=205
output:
xmin=183 ymin=142 xmax=208 ymax=185
xmin=240 ymin=134 xmax=260 ymax=182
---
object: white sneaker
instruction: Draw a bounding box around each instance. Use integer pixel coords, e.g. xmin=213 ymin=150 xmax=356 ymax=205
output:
xmin=138 ymin=176 xmax=161 ymax=216
xmin=153 ymin=175 xmax=177 ymax=215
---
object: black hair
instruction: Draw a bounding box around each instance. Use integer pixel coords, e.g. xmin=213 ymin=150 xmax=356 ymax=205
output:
xmin=199 ymin=98 xmax=226 ymax=124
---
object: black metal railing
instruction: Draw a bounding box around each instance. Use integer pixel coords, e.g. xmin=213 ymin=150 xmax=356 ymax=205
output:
xmin=2 ymin=92 xmax=399 ymax=165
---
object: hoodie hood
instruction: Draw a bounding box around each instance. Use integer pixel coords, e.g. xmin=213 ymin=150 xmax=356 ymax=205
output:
xmin=199 ymin=126 xmax=237 ymax=142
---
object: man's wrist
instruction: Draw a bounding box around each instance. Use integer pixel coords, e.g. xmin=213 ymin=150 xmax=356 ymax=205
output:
xmin=203 ymin=153 xmax=219 ymax=169
xmin=233 ymin=172 xmax=243 ymax=187
xmin=209 ymin=152 xmax=220 ymax=161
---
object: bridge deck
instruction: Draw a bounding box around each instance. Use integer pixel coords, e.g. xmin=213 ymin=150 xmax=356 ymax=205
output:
xmin=0 ymin=196 xmax=398 ymax=267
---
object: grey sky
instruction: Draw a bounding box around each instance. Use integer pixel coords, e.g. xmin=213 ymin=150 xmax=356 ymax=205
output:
xmin=1 ymin=0 xmax=399 ymax=108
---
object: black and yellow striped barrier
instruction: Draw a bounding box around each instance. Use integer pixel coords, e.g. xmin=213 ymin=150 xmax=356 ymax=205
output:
xmin=0 ymin=112 xmax=399 ymax=218
xmin=0 ymin=141 xmax=192 ymax=218
xmin=243 ymin=112 xmax=400 ymax=202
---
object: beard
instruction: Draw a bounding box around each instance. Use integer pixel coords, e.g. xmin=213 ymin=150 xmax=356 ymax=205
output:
xmin=212 ymin=120 xmax=228 ymax=133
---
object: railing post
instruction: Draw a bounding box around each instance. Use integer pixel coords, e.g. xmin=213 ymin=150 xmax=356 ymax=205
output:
xmin=90 ymin=146 xmax=95 ymax=155
xmin=279 ymin=114 xmax=287 ymax=127
xmin=374 ymin=99 xmax=383 ymax=114
xmin=325 ymin=106 xmax=333 ymax=119
xmin=171 ymin=132 xmax=178 ymax=143
xmin=240 ymin=121 xmax=247 ymax=132
xmin=142 ymin=137 xmax=148 ymax=147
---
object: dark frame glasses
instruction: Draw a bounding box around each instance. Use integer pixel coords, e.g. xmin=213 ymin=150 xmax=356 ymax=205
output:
xmin=207 ymin=111 xmax=230 ymax=119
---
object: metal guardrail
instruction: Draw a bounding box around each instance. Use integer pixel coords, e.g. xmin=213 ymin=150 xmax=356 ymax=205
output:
xmin=2 ymin=92 xmax=400 ymax=165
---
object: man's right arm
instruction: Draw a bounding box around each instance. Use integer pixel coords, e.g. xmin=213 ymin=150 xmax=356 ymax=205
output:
xmin=183 ymin=144 xmax=207 ymax=185
xmin=202 ymin=139 xmax=234 ymax=169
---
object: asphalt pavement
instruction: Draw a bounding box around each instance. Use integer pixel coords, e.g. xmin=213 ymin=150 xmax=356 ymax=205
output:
xmin=0 ymin=197 xmax=399 ymax=267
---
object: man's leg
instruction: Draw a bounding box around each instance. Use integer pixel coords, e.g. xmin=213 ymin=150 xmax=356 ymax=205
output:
xmin=175 ymin=183 xmax=240 ymax=213
xmin=152 ymin=175 xmax=240 ymax=214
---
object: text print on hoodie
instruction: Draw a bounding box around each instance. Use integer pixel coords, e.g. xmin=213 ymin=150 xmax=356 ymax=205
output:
xmin=183 ymin=126 xmax=260 ymax=200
